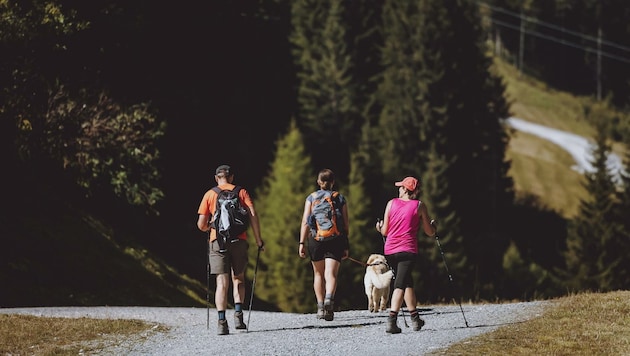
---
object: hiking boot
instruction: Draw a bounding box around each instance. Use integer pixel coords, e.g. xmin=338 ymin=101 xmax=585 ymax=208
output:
xmin=234 ymin=311 xmax=247 ymax=330
xmin=217 ymin=319 xmax=229 ymax=335
xmin=323 ymin=299 xmax=334 ymax=321
xmin=386 ymin=315 xmax=401 ymax=334
xmin=316 ymin=306 xmax=325 ymax=320
xmin=410 ymin=312 xmax=425 ymax=331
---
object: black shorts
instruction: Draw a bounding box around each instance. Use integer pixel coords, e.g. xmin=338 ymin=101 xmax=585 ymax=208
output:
xmin=385 ymin=252 xmax=416 ymax=289
xmin=308 ymin=235 xmax=348 ymax=262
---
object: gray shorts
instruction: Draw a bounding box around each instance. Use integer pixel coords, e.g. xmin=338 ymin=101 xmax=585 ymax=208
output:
xmin=209 ymin=239 xmax=248 ymax=275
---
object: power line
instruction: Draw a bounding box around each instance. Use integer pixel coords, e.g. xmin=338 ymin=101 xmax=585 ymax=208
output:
xmin=479 ymin=1 xmax=630 ymax=56
xmin=491 ymin=18 xmax=630 ymax=65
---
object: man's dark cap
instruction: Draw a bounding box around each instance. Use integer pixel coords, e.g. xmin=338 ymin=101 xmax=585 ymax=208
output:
xmin=215 ymin=164 xmax=232 ymax=176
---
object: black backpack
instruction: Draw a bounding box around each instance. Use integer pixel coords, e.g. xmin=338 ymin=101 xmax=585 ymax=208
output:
xmin=211 ymin=186 xmax=250 ymax=252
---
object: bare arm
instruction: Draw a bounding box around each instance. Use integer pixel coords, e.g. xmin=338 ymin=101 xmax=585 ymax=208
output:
xmin=341 ymin=202 xmax=349 ymax=259
xmin=418 ymin=201 xmax=436 ymax=237
xmin=341 ymin=203 xmax=349 ymax=235
xmin=197 ymin=214 xmax=210 ymax=232
xmin=248 ymin=205 xmax=264 ymax=249
xmin=298 ymin=199 xmax=311 ymax=258
xmin=375 ymin=200 xmax=393 ymax=236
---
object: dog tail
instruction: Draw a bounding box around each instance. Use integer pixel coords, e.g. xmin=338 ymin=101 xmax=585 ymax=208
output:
xmin=370 ymin=269 xmax=394 ymax=289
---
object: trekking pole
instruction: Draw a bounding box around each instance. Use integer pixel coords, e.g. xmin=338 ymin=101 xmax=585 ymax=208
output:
xmin=206 ymin=233 xmax=211 ymax=330
xmin=246 ymin=245 xmax=262 ymax=333
xmin=432 ymin=220 xmax=469 ymax=328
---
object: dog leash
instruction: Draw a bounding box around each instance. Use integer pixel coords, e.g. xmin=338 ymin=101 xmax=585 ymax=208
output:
xmin=347 ymin=256 xmax=368 ymax=267
xmin=347 ymin=256 xmax=390 ymax=268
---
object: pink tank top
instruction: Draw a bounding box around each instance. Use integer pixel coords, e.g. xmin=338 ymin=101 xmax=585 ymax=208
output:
xmin=384 ymin=198 xmax=420 ymax=255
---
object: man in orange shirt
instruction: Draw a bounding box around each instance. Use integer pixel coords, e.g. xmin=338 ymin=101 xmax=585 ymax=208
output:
xmin=197 ymin=164 xmax=264 ymax=335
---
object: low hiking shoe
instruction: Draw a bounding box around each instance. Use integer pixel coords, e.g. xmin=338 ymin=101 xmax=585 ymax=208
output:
xmin=234 ymin=311 xmax=247 ymax=330
xmin=217 ymin=319 xmax=229 ymax=335
xmin=323 ymin=299 xmax=334 ymax=321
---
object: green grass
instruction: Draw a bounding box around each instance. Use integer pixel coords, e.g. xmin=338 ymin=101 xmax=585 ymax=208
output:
xmin=493 ymin=57 xmax=625 ymax=218
xmin=495 ymin=58 xmax=596 ymax=137
xmin=506 ymin=129 xmax=587 ymax=217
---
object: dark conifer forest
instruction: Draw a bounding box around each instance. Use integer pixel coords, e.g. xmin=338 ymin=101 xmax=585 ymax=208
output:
xmin=2 ymin=0 xmax=629 ymax=310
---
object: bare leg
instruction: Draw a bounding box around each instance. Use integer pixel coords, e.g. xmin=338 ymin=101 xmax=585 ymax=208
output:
xmin=324 ymin=258 xmax=341 ymax=296
xmin=215 ymin=273 xmax=230 ymax=310
xmin=390 ymin=288 xmax=404 ymax=312
xmin=232 ymin=271 xmax=246 ymax=304
xmin=312 ymin=260 xmax=325 ymax=302
xmin=403 ymin=287 xmax=417 ymax=311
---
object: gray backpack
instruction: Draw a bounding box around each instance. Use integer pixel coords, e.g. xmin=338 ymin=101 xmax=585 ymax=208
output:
xmin=212 ymin=186 xmax=249 ymax=251
xmin=307 ymin=190 xmax=342 ymax=241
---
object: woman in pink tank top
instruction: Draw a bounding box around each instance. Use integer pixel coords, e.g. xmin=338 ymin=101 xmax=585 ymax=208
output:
xmin=375 ymin=176 xmax=436 ymax=334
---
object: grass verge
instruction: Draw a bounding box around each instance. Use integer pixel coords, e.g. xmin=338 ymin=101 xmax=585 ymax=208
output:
xmin=0 ymin=314 xmax=168 ymax=355
xmin=430 ymin=290 xmax=630 ymax=355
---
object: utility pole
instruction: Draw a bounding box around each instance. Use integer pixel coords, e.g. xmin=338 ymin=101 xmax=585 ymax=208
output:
xmin=518 ymin=11 xmax=525 ymax=77
xmin=597 ymin=27 xmax=602 ymax=101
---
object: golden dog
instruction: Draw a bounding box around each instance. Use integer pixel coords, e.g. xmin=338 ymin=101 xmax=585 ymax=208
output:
xmin=363 ymin=254 xmax=394 ymax=312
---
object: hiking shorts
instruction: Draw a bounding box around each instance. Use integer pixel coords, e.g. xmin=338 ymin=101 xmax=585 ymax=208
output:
xmin=209 ymin=238 xmax=248 ymax=275
xmin=385 ymin=252 xmax=416 ymax=290
xmin=308 ymin=235 xmax=348 ymax=262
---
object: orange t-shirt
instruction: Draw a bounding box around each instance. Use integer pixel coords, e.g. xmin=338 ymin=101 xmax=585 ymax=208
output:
xmin=198 ymin=183 xmax=253 ymax=242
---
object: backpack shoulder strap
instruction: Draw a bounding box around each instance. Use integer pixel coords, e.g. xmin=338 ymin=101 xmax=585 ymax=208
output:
xmin=213 ymin=186 xmax=241 ymax=194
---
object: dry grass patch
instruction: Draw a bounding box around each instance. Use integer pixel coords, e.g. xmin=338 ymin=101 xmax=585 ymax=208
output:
xmin=431 ymin=290 xmax=630 ymax=355
xmin=0 ymin=314 xmax=168 ymax=355
xmin=506 ymin=129 xmax=587 ymax=218
xmin=495 ymin=58 xmax=595 ymax=137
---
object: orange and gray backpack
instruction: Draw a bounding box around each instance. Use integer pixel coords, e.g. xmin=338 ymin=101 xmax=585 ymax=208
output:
xmin=307 ymin=190 xmax=344 ymax=241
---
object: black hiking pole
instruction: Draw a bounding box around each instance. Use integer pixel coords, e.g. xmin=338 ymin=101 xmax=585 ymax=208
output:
xmin=206 ymin=233 xmax=211 ymax=330
xmin=246 ymin=245 xmax=262 ymax=333
xmin=432 ymin=220 xmax=469 ymax=328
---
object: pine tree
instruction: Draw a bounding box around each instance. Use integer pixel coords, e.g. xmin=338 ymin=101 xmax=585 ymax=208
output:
xmin=563 ymin=124 xmax=622 ymax=292
xmin=251 ymin=119 xmax=315 ymax=313
xmin=500 ymin=241 xmax=556 ymax=300
xmin=375 ymin=0 xmax=432 ymax=179
xmin=336 ymin=126 xmax=382 ymax=310
xmin=417 ymin=142 xmax=466 ymax=303
xmin=376 ymin=0 xmax=514 ymax=300
xmin=612 ymin=139 xmax=630 ymax=289
xmin=289 ymin=0 xmax=359 ymax=177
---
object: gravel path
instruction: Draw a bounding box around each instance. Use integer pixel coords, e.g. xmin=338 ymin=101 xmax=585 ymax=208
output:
xmin=2 ymin=301 xmax=550 ymax=355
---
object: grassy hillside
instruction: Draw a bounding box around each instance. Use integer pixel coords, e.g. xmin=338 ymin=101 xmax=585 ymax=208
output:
xmin=494 ymin=58 xmax=626 ymax=218
xmin=0 ymin=166 xmax=207 ymax=308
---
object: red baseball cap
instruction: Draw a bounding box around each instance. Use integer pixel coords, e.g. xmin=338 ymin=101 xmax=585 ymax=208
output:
xmin=395 ymin=176 xmax=418 ymax=191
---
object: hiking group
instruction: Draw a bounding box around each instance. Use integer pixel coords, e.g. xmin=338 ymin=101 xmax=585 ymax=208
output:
xmin=197 ymin=165 xmax=436 ymax=335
